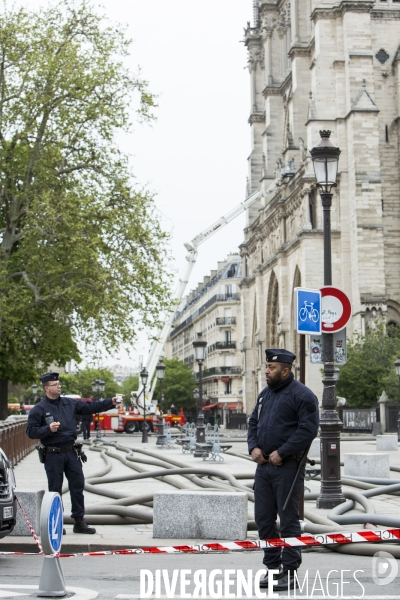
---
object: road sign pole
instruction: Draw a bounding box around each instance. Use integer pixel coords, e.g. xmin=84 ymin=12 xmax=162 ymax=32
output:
xmin=316 ymin=192 xmax=346 ymax=509
xmin=299 ymin=334 xmax=306 ymax=520
xmin=37 ymin=492 xmax=66 ymax=597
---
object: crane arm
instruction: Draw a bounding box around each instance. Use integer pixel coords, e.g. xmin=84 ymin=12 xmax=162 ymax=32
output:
xmin=143 ymin=189 xmax=262 ymax=404
xmin=185 ymin=189 xmax=262 ymax=251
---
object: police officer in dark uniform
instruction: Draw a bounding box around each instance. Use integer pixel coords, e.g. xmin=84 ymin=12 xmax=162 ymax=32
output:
xmin=248 ymin=349 xmax=319 ymax=590
xmin=26 ymin=372 xmax=118 ymax=534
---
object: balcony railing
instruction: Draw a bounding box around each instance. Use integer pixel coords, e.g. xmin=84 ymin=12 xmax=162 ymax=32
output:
xmin=216 ymin=341 xmax=236 ymax=350
xmin=216 ymin=317 xmax=237 ymax=325
xmin=207 ymin=341 xmax=236 ymax=354
xmin=215 ymin=294 xmax=239 ymax=302
xmin=170 ymin=294 xmax=239 ymax=339
xmin=196 ymin=366 xmax=242 ymax=379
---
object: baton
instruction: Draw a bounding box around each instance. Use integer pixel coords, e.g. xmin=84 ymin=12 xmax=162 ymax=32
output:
xmin=282 ymin=444 xmax=315 ymax=511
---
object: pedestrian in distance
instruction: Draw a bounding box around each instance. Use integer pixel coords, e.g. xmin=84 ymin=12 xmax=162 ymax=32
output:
xmin=18 ymin=402 xmax=27 ymax=415
xmin=247 ymin=348 xmax=319 ymax=590
xmin=80 ymin=396 xmax=95 ymax=440
xmin=26 ymin=372 xmax=119 ymax=534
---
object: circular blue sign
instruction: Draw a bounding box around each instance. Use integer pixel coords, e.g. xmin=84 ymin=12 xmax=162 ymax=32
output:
xmin=40 ymin=492 xmax=63 ymax=554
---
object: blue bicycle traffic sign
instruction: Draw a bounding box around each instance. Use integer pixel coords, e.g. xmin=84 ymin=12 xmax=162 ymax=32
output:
xmin=294 ymin=287 xmax=322 ymax=334
xmin=40 ymin=492 xmax=63 ymax=555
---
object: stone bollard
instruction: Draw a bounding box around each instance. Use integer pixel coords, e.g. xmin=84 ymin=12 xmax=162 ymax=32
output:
xmin=376 ymin=435 xmax=398 ymax=451
xmin=11 ymin=489 xmax=45 ymax=536
xmin=153 ymin=491 xmax=248 ymax=540
xmin=344 ymin=453 xmax=390 ymax=479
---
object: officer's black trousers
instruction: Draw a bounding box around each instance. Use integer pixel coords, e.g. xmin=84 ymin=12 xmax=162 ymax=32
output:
xmin=254 ymin=460 xmax=304 ymax=572
xmin=44 ymin=451 xmax=85 ymax=519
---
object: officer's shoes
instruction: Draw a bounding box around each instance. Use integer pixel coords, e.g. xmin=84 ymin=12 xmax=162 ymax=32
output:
xmin=63 ymin=528 xmax=66 ymax=535
xmin=259 ymin=566 xmax=283 ymax=588
xmin=274 ymin=571 xmax=296 ymax=591
xmin=73 ymin=517 xmax=96 ymax=534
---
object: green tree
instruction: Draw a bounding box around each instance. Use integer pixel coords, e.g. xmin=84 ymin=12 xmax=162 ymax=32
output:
xmin=336 ymin=323 xmax=400 ymax=407
xmin=119 ymin=375 xmax=139 ymax=407
xmin=153 ymin=358 xmax=197 ymax=412
xmin=58 ymin=368 xmax=118 ymax=398
xmin=0 ymin=1 xmax=172 ymax=417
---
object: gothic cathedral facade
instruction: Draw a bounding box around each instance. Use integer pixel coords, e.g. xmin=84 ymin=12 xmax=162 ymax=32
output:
xmin=240 ymin=0 xmax=400 ymax=406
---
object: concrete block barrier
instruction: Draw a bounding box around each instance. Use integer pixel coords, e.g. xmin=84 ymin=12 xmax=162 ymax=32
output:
xmin=153 ymin=491 xmax=248 ymax=540
xmin=344 ymin=453 xmax=390 ymax=479
xmin=11 ymin=489 xmax=44 ymax=536
xmin=376 ymin=435 xmax=398 ymax=451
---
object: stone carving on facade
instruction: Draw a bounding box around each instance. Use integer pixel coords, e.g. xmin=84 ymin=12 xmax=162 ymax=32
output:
xmin=247 ymin=45 xmax=264 ymax=70
xmin=267 ymin=275 xmax=279 ymax=347
xmin=299 ymin=137 xmax=307 ymax=162
xmin=311 ymin=1 xmax=374 ymax=24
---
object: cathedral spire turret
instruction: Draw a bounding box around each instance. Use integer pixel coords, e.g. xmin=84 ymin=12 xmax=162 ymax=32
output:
xmin=253 ymin=0 xmax=260 ymax=28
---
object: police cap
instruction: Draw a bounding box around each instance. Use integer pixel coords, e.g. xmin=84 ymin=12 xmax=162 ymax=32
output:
xmin=265 ymin=348 xmax=296 ymax=365
xmin=39 ymin=372 xmax=59 ymax=384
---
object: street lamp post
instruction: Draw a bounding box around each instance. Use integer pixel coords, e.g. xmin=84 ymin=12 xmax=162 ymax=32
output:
xmin=140 ymin=367 xmax=149 ymax=443
xmin=192 ymin=332 xmax=207 ymax=457
xmin=92 ymin=379 xmax=105 ymax=440
xmin=394 ymin=358 xmax=400 ymax=441
xmin=311 ymin=130 xmax=346 ymax=509
xmin=156 ymin=360 xmax=166 ymax=446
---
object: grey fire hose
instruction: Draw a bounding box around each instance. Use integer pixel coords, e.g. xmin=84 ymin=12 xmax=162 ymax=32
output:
xmin=62 ymin=438 xmax=400 ymax=557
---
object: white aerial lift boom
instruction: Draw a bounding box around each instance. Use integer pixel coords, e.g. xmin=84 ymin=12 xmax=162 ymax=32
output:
xmin=135 ymin=189 xmax=262 ymax=409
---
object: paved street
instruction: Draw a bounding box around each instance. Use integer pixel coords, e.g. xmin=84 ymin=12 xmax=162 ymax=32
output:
xmin=1 ymin=432 xmax=399 ymax=598
xmin=0 ymin=549 xmax=399 ymax=599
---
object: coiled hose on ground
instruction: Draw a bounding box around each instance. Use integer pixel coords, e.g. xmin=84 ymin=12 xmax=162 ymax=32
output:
xmin=62 ymin=439 xmax=400 ymax=557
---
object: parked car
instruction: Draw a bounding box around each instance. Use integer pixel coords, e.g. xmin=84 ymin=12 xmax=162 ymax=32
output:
xmin=0 ymin=448 xmax=17 ymax=538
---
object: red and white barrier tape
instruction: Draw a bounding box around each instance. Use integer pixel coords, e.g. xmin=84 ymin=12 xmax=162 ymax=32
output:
xmin=1 ymin=528 xmax=400 ymax=558
xmin=15 ymin=495 xmax=44 ymax=555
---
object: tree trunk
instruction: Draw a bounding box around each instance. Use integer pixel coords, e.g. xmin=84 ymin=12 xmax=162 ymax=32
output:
xmin=0 ymin=379 xmax=9 ymax=420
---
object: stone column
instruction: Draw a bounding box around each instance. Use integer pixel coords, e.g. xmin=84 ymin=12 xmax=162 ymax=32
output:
xmin=291 ymin=0 xmax=299 ymax=44
xmin=378 ymin=390 xmax=389 ymax=434
xmin=265 ymin=31 xmax=273 ymax=86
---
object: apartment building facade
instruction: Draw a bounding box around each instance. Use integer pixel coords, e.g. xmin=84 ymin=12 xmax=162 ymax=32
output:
xmin=165 ymin=255 xmax=246 ymax=417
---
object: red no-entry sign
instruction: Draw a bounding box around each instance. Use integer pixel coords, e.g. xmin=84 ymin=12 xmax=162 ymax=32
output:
xmin=321 ymin=286 xmax=352 ymax=333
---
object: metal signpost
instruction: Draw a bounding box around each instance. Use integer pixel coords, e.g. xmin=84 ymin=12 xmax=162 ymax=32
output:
xmin=294 ymin=287 xmax=321 ymax=520
xmin=38 ymin=492 xmax=66 ymax=597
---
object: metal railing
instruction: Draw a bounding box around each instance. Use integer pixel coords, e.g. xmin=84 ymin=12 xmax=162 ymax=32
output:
xmin=196 ymin=366 xmax=242 ymax=379
xmin=207 ymin=341 xmax=237 ymax=354
xmin=216 ymin=317 xmax=237 ymax=325
xmin=0 ymin=419 xmax=37 ymax=466
xmin=338 ymin=408 xmax=377 ymax=432
xmin=170 ymin=294 xmax=240 ymax=339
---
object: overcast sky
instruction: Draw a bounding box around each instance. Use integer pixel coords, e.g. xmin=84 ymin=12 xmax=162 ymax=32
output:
xmin=22 ymin=0 xmax=253 ymax=367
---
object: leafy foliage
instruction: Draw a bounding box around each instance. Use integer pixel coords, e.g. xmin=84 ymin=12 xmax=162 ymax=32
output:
xmin=58 ymin=368 xmax=118 ymax=398
xmin=0 ymin=1 xmax=172 ymax=416
xmin=336 ymin=323 xmax=400 ymax=407
xmin=153 ymin=359 xmax=197 ymax=412
xmin=119 ymin=375 xmax=139 ymax=407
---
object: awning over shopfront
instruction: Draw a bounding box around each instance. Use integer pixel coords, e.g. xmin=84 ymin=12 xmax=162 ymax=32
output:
xmin=203 ymin=402 xmax=242 ymax=411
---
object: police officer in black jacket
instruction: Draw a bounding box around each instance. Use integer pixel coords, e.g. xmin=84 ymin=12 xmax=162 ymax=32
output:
xmin=248 ymin=349 xmax=319 ymax=590
xmin=26 ymin=372 xmax=118 ymax=534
